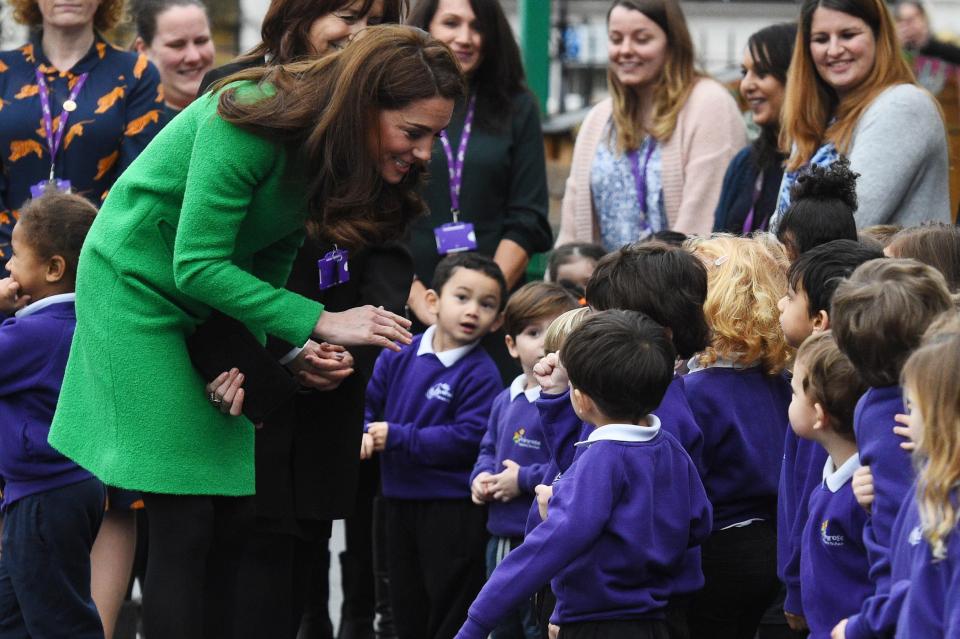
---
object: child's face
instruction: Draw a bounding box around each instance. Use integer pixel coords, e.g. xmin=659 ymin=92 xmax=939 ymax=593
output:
xmin=506 ymin=315 xmax=557 ymax=378
xmin=431 ymin=266 xmax=502 ymax=348
xmin=778 ymin=284 xmax=816 ymax=348
xmin=788 ymin=362 xmax=820 ymax=440
xmin=555 ymin=257 xmax=596 ymax=293
xmin=6 ymin=224 xmax=48 ymax=300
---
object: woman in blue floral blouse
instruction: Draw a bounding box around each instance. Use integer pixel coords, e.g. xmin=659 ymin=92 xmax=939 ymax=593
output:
xmin=0 ymin=0 xmax=163 ymax=276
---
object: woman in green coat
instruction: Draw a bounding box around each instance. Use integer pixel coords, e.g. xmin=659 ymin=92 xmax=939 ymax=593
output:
xmin=47 ymin=26 xmax=463 ymax=639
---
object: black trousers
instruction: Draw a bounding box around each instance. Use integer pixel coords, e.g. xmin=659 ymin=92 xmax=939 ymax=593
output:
xmin=688 ymin=521 xmax=781 ymax=639
xmin=232 ymin=522 xmax=331 ymax=639
xmin=0 ymin=478 xmax=105 ymax=639
xmin=557 ymin=619 xmax=669 ymax=639
xmin=140 ymin=493 xmax=255 ymax=639
xmin=384 ymin=498 xmax=487 ymax=639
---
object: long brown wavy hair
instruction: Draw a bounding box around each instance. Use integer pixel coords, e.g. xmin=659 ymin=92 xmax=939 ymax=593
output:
xmin=781 ymin=0 xmax=919 ymax=170
xmin=216 ymin=26 xmax=465 ymax=249
xmin=606 ymin=0 xmax=702 ymax=152
xmin=244 ymin=0 xmax=406 ymax=64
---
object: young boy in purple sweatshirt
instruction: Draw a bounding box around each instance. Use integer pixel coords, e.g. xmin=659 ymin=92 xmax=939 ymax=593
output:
xmin=788 ymin=332 xmax=871 ymax=638
xmin=829 ymin=259 xmax=954 ymax=639
xmin=775 ymin=240 xmax=882 ymax=630
xmin=364 ymin=252 xmax=506 ymax=639
xmin=455 ymin=310 xmax=712 ymax=639
xmin=470 ymin=282 xmax=578 ymax=639
xmin=0 ymin=192 xmax=104 ymax=638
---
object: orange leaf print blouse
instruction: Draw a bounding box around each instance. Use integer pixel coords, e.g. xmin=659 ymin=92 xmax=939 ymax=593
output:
xmin=0 ymin=32 xmax=162 ymax=275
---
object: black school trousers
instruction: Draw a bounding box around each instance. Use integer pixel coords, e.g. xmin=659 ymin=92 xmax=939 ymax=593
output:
xmin=383 ymin=498 xmax=487 ymax=639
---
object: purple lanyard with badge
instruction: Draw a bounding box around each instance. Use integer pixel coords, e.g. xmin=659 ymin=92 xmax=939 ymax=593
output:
xmin=30 ymin=69 xmax=89 ymax=198
xmin=628 ymin=138 xmax=657 ymax=235
xmin=741 ymin=173 xmax=768 ymax=234
xmin=318 ymin=244 xmax=349 ymax=291
xmin=434 ymin=94 xmax=478 ymax=255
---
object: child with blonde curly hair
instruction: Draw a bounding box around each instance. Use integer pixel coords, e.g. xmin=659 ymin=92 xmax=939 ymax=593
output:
xmin=684 ymin=234 xmax=793 ymax=639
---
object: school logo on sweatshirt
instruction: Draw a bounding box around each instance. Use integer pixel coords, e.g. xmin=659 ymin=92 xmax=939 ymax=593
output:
xmin=425 ymin=382 xmax=454 ymax=403
xmin=820 ymin=520 xmax=846 ymax=547
xmin=512 ymin=428 xmax=542 ymax=450
xmin=909 ymin=525 xmax=923 ymax=546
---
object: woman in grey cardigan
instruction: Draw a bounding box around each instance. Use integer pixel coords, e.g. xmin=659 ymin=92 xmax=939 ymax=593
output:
xmin=773 ymin=0 xmax=951 ymax=229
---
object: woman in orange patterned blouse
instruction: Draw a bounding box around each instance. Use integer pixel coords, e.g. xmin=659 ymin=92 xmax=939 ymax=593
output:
xmin=0 ymin=0 xmax=163 ymax=278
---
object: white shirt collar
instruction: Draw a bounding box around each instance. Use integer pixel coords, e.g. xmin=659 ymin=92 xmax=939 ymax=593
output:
xmin=14 ymin=293 xmax=76 ymax=319
xmin=509 ymin=374 xmax=541 ymax=402
xmin=416 ymin=325 xmax=478 ymax=368
xmin=687 ymin=354 xmax=760 ymax=373
xmin=574 ymin=415 xmax=662 ymax=447
xmin=822 ymin=452 xmax=861 ymax=493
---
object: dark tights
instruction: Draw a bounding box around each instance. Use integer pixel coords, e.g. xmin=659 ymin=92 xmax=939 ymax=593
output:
xmin=141 ymin=493 xmax=255 ymax=639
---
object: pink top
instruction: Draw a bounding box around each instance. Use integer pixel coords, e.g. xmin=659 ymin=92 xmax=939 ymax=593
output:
xmin=556 ymin=77 xmax=746 ymax=245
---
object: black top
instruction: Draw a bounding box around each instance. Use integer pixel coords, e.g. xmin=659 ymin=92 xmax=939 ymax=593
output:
xmin=409 ymin=90 xmax=553 ymax=286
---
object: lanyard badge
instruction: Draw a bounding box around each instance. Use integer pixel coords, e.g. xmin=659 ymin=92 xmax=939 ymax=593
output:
xmin=434 ymin=95 xmax=478 ymax=255
xmin=29 ymin=69 xmax=89 ymax=198
xmin=318 ymin=248 xmax=349 ymax=290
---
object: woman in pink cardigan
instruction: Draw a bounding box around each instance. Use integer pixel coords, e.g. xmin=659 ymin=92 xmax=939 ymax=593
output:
xmin=556 ymin=0 xmax=746 ymax=249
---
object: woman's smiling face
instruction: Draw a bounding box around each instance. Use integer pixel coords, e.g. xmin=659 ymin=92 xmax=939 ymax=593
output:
xmin=809 ymin=6 xmax=877 ymax=99
xmin=371 ymin=96 xmax=453 ymax=184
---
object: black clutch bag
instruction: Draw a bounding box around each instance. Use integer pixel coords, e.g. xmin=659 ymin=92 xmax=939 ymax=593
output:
xmin=186 ymin=311 xmax=300 ymax=423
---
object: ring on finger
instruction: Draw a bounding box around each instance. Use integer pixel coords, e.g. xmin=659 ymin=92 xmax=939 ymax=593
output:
xmin=208 ymin=391 xmax=224 ymax=407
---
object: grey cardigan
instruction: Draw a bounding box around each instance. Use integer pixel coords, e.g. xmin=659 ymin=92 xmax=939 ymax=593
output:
xmin=847 ymin=84 xmax=950 ymax=227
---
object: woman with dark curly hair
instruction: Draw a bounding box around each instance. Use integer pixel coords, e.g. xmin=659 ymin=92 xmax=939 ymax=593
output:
xmin=0 ymin=0 xmax=163 ymax=277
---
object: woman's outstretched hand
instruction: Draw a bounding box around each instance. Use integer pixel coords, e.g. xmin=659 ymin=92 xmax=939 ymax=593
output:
xmin=313 ymin=305 xmax=412 ymax=352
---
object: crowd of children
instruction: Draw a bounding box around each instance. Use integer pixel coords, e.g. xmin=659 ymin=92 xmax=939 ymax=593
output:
xmin=2 ymin=157 xmax=960 ymax=639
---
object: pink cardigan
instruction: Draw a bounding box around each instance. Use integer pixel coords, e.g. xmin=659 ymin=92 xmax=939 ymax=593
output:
xmin=556 ymin=77 xmax=746 ymax=245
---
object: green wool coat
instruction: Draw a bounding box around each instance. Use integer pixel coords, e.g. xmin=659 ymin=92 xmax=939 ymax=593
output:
xmin=48 ymin=86 xmax=324 ymax=496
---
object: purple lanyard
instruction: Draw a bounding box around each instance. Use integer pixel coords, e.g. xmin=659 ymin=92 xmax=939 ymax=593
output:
xmin=628 ymin=139 xmax=657 ymax=214
xmin=438 ymin=94 xmax=477 ymax=222
xmin=35 ymin=68 xmax=89 ymax=180
xmin=741 ymin=172 xmax=767 ymax=234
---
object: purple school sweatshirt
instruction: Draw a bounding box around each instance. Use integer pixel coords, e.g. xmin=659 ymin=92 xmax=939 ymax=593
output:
xmin=471 ymin=376 xmax=550 ymax=538
xmin=523 ymin=375 xmax=704 ymax=533
xmin=894 ymin=490 xmax=960 ymax=638
xmin=778 ymin=430 xmax=829 ymax=615
xmin=0 ymin=295 xmax=93 ymax=509
xmin=683 ymin=364 xmax=791 ymax=529
xmin=800 ymin=454 xmax=872 ymax=638
xmin=844 ymin=386 xmax=914 ymax=639
xmin=365 ymin=327 xmax=503 ymax=500
xmin=455 ymin=419 xmax=713 ymax=639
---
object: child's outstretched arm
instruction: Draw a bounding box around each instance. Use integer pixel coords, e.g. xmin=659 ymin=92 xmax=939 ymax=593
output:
xmin=454 ymin=448 xmax=619 ymax=639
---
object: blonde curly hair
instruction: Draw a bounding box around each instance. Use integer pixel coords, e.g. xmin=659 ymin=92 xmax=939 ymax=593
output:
xmin=689 ymin=234 xmax=792 ymax=374
xmin=12 ymin=0 xmax=126 ymax=32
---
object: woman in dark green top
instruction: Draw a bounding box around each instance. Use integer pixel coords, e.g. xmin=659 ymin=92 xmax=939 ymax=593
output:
xmin=49 ymin=26 xmax=463 ymax=639
xmin=406 ymin=0 xmax=553 ymax=324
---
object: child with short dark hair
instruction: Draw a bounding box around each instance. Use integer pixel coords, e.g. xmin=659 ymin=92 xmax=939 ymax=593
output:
xmin=546 ymin=243 xmax=605 ymax=301
xmin=789 ymin=332 xmax=871 ymax=637
xmin=775 ymin=158 xmax=859 ymax=261
xmin=364 ymin=252 xmax=507 ymax=639
xmin=0 ymin=192 xmax=105 ymax=638
xmin=455 ymin=310 xmax=712 ymax=639
xmin=470 ymin=281 xmax=578 ymax=639
xmin=775 ymin=238 xmax=883 ymax=630
xmin=830 ymin=259 xmax=954 ymax=639
xmin=685 ymin=235 xmax=794 ymax=638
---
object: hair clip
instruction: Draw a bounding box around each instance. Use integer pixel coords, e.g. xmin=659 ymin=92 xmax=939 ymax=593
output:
xmin=714 ymin=255 xmax=729 ymax=266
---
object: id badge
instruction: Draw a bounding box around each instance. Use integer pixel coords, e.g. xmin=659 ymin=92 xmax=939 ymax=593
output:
xmin=318 ymin=248 xmax=349 ymax=290
xmin=434 ymin=222 xmax=477 ymax=255
xmin=30 ymin=179 xmax=72 ymax=198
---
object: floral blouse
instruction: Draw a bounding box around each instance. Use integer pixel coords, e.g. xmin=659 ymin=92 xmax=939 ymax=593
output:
xmin=0 ymin=32 xmax=163 ymax=273
xmin=590 ymin=119 xmax=666 ymax=251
